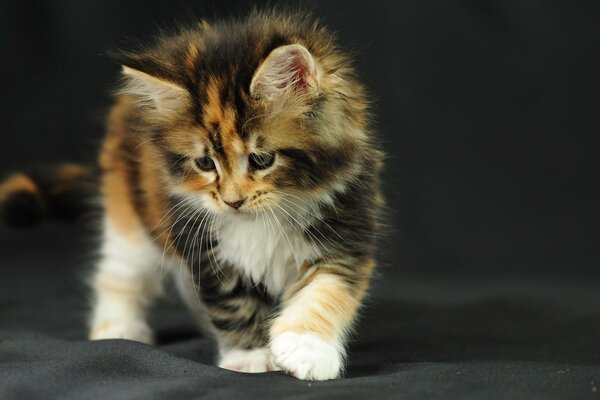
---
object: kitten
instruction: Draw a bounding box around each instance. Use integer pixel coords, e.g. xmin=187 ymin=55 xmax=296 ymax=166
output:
xmin=0 ymin=11 xmax=383 ymax=380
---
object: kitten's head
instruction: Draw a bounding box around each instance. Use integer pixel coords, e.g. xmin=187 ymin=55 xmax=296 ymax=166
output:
xmin=116 ymin=12 xmax=377 ymax=217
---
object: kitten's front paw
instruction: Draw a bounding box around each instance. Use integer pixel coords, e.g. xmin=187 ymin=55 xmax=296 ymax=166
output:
xmin=270 ymin=332 xmax=343 ymax=380
xmin=219 ymin=347 xmax=280 ymax=373
xmin=89 ymin=319 xmax=154 ymax=344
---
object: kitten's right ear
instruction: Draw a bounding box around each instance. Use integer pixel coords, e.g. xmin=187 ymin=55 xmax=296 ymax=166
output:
xmin=250 ymin=44 xmax=320 ymax=102
xmin=119 ymin=65 xmax=189 ymax=114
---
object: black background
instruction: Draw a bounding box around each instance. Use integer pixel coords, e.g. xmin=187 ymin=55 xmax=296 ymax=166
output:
xmin=1 ymin=1 xmax=599 ymax=399
xmin=2 ymin=0 xmax=599 ymax=281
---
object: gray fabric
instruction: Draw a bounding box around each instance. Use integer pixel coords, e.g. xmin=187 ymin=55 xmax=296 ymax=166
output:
xmin=1 ymin=1 xmax=599 ymax=398
xmin=1 ymin=225 xmax=599 ymax=399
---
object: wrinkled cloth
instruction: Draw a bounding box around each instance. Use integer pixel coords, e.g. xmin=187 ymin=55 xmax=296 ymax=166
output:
xmin=1 ymin=225 xmax=599 ymax=399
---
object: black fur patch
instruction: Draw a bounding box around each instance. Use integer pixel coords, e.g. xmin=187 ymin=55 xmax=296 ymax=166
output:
xmin=164 ymin=151 xmax=187 ymax=176
xmin=1 ymin=191 xmax=45 ymax=228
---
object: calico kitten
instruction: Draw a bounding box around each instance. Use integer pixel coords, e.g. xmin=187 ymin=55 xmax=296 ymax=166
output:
xmin=0 ymin=11 xmax=383 ymax=380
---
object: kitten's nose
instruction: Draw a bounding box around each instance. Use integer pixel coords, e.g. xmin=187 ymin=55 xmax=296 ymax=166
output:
xmin=224 ymin=199 xmax=245 ymax=210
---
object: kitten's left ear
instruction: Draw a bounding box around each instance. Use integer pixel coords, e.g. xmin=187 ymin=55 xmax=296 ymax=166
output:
xmin=250 ymin=44 xmax=320 ymax=101
xmin=120 ymin=66 xmax=189 ymax=114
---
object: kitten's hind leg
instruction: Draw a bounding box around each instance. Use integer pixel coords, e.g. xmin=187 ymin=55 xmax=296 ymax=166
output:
xmin=89 ymin=221 xmax=163 ymax=344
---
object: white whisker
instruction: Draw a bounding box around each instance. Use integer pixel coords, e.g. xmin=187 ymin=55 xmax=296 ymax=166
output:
xmin=275 ymin=191 xmax=349 ymax=244
xmin=267 ymin=205 xmax=300 ymax=268
xmin=272 ymin=202 xmax=336 ymax=262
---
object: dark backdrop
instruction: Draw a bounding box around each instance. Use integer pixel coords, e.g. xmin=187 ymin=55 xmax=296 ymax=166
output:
xmin=1 ymin=1 xmax=599 ymax=283
xmin=1 ymin=2 xmax=600 ymax=399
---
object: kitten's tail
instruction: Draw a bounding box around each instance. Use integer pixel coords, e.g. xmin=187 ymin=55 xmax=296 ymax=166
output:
xmin=0 ymin=163 xmax=96 ymax=228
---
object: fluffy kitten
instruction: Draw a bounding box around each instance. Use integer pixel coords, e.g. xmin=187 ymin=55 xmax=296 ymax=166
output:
xmin=0 ymin=11 xmax=383 ymax=380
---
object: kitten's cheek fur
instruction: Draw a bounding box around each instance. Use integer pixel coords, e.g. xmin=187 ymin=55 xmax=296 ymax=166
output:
xmin=270 ymin=332 xmax=343 ymax=380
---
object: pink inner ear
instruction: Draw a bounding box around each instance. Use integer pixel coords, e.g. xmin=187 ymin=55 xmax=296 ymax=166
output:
xmin=251 ymin=44 xmax=318 ymax=100
xmin=278 ymin=49 xmax=311 ymax=91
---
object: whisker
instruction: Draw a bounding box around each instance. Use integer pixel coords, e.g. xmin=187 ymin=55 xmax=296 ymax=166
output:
xmin=255 ymin=209 xmax=278 ymax=288
xmin=275 ymin=192 xmax=350 ymax=244
xmin=153 ymin=202 xmax=195 ymax=277
xmin=194 ymin=209 xmax=214 ymax=292
xmin=166 ymin=205 xmax=204 ymax=276
xmin=213 ymin=214 xmax=228 ymax=281
xmin=149 ymin=196 xmax=191 ymax=234
xmin=272 ymin=202 xmax=336 ymax=262
xmin=241 ymin=111 xmax=270 ymax=132
xmin=128 ymin=136 xmax=160 ymax=158
xmin=266 ymin=205 xmax=301 ymax=267
xmin=277 ymin=197 xmax=338 ymax=242
xmin=182 ymin=209 xmax=210 ymax=292
xmin=207 ymin=213 xmax=225 ymax=286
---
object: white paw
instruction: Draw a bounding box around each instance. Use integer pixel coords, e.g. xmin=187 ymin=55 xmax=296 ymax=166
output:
xmin=89 ymin=319 xmax=154 ymax=344
xmin=270 ymin=332 xmax=343 ymax=380
xmin=219 ymin=347 xmax=280 ymax=373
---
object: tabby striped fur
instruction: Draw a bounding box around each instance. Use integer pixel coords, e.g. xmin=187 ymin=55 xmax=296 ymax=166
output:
xmin=0 ymin=11 xmax=383 ymax=381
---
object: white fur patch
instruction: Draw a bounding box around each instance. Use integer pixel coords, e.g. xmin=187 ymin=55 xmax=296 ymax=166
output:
xmin=216 ymin=209 xmax=321 ymax=296
xmin=90 ymin=221 xmax=164 ymax=344
xmin=90 ymin=319 xmax=154 ymax=344
xmin=270 ymin=332 xmax=343 ymax=380
xmin=219 ymin=347 xmax=280 ymax=373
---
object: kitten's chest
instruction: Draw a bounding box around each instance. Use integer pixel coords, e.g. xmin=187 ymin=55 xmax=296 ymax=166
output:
xmin=215 ymin=216 xmax=320 ymax=296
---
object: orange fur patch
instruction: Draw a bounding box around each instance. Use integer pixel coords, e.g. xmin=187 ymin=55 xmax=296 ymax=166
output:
xmin=271 ymin=276 xmax=357 ymax=340
xmin=271 ymin=259 xmax=375 ymax=340
xmin=203 ymin=78 xmax=225 ymax=124
xmin=0 ymin=174 xmax=38 ymax=200
xmin=52 ymin=163 xmax=90 ymax=194
xmin=89 ymin=321 xmax=113 ymax=338
xmin=183 ymin=175 xmax=212 ymax=191
xmin=184 ymin=43 xmax=200 ymax=70
xmin=99 ymin=101 xmax=145 ymax=238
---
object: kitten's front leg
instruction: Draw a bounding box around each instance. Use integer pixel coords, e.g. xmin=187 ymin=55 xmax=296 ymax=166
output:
xmin=270 ymin=259 xmax=375 ymax=380
xmin=198 ymin=263 xmax=277 ymax=373
xmin=89 ymin=221 xmax=163 ymax=344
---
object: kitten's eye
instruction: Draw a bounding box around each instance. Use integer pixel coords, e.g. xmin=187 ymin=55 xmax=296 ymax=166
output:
xmin=195 ymin=156 xmax=216 ymax=172
xmin=249 ymin=152 xmax=276 ymax=170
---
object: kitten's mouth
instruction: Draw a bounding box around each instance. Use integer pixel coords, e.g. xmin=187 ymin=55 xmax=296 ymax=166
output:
xmin=225 ymin=207 xmax=254 ymax=218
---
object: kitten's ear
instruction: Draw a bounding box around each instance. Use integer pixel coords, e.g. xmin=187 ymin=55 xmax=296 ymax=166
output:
xmin=250 ymin=44 xmax=320 ymax=101
xmin=119 ymin=65 xmax=189 ymax=114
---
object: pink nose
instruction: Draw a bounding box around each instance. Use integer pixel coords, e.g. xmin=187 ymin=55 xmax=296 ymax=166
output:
xmin=224 ymin=199 xmax=244 ymax=210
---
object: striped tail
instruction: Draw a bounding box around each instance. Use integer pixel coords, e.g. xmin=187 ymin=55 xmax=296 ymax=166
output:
xmin=0 ymin=163 xmax=96 ymax=228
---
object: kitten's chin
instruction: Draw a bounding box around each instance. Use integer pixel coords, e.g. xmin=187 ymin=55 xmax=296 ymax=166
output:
xmin=236 ymin=208 xmax=260 ymax=218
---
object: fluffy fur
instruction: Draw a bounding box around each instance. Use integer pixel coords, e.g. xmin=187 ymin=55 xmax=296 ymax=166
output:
xmin=0 ymin=11 xmax=383 ymax=381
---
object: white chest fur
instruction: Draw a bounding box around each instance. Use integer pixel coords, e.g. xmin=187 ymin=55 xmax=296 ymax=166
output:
xmin=215 ymin=212 xmax=321 ymax=297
